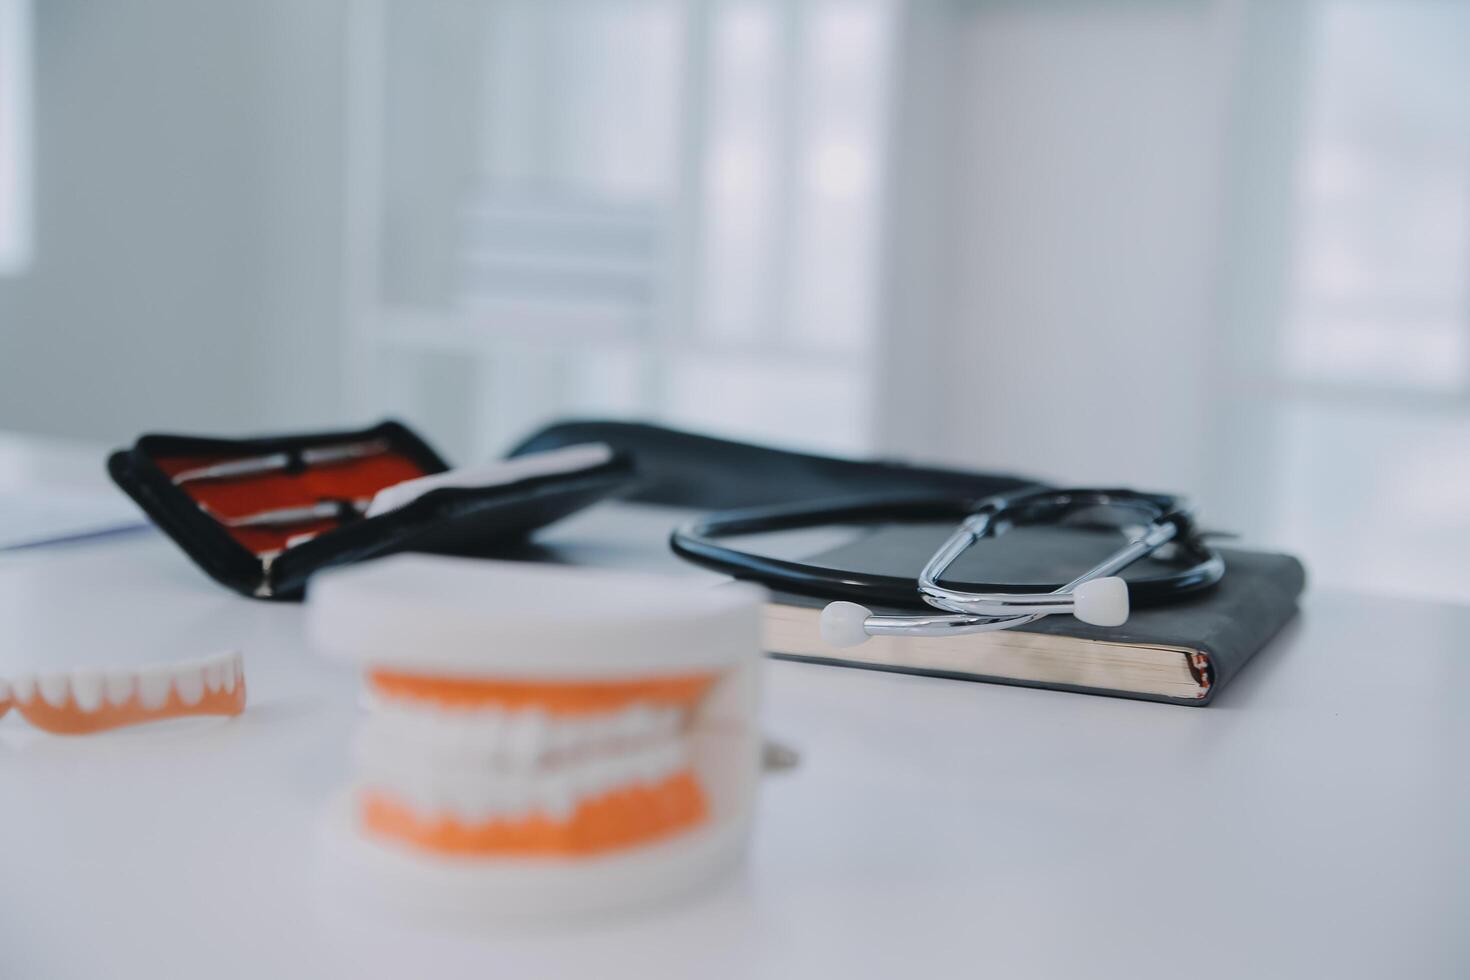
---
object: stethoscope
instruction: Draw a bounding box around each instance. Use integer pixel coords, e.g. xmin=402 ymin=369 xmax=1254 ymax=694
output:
xmin=670 ymin=488 xmax=1225 ymax=648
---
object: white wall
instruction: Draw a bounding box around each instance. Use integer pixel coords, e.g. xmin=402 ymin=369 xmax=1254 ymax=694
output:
xmin=879 ymin=0 xmax=1470 ymax=599
xmin=0 ymin=0 xmax=347 ymax=443
xmin=879 ymin=0 xmax=1235 ymax=495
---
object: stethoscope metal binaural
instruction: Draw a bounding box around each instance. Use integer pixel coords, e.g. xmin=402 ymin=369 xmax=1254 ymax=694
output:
xmin=670 ymin=488 xmax=1226 ymax=648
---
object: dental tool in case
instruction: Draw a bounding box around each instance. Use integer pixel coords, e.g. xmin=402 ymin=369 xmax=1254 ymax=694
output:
xmin=170 ymin=440 xmax=391 ymax=485
xmin=109 ymin=421 xmax=635 ymax=599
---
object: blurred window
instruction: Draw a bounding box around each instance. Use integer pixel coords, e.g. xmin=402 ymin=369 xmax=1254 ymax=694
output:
xmin=0 ymin=0 xmax=31 ymax=275
xmin=1274 ymin=0 xmax=1470 ymax=601
xmin=1282 ymin=2 xmax=1470 ymax=394
xmin=680 ymin=0 xmax=890 ymax=450
xmin=358 ymin=0 xmax=893 ymax=459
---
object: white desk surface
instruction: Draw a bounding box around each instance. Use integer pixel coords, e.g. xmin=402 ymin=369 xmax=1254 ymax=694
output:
xmin=1 ymin=435 xmax=1467 ymax=979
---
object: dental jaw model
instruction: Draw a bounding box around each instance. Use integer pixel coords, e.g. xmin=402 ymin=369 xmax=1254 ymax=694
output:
xmin=308 ymin=555 xmax=766 ymax=919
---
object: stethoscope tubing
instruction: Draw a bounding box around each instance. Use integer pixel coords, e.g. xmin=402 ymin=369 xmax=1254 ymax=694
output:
xmin=671 ymin=489 xmax=1224 ymax=610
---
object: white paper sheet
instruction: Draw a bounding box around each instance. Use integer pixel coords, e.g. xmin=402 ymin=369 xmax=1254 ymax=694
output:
xmin=0 ymin=489 xmax=148 ymax=550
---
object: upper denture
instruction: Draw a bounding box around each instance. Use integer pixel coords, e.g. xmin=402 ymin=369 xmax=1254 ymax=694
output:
xmin=6 ymin=652 xmax=246 ymax=734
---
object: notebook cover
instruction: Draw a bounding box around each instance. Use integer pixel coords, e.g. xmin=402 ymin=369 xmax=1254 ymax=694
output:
xmin=768 ymin=524 xmax=1306 ymax=706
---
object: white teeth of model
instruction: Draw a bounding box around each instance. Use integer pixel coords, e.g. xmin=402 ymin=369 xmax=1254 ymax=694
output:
xmin=610 ymin=705 xmax=644 ymax=744
xmin=622 ymin=750 xmax=650 ymax=786
xmin=597 ymin=709 xmax=621 ymax=744
xmin=221 ymin=655 xmax=240 ymax=694
xmin=0 ymin=679 xmax=10 ymax=703
xmin=491 ymin=780 xmax=518 ymax=819
xmin=480 ymin=782 xmax=510 ymax=822
xmin=173 ymin=665 xmax=205 ymax=706
xmin=395 ymin=773 xmax=433 ymax=814
xmin=663 ymin=741 xmax=689 ymax=778
xmin=104 ymin=671 xmax=135 ymax=706
xmin=537 ymin=772 xmax=576 ymax=821
xmin=392 ymin=766 xmax=424 ymax=808
xmin=384 ymin=704 xmax=421 ymax=740
xmin=579 ymin=715 xmax=603 ymax=753
xmin=38 ymin=674 xmax=71 ymax=708
xmin=637 ymin=742 xmax=678 ymax=784
xmin=598 ymin=755 xmax=627 ymax=794
xmin=588 ymin=758 xmax=617 ymax=793
xmin=468 ymin=709 xmax=505 ymax=752
xmin=441 ymin=715 xmax=470 ymax=754
xmin=629 ymin=746 xmax=659 ymax=784
xmin=504 ymin=709 xmax=549 ymax=766
xmin=427 ymin=711 xmax=455 ymax=750
xmin=70 ymin=670 xmax=104 ymax=712
xmin=654 ymin=706 xmax=683 ymax=738
xmin=585 ymin=757 xmax=618 ymax=799
xmin=137 ymin=667 xmax=173 ymax=710
xmin=582 ymin=715 xmax=609 ymax=751
xmin=502 ymin=777 xmax=531 ymax=819
xmin=203 ymin=658 xmax=224 ymax=693
xmin=443 ymin=774 xmax=484 ymax=821
xmin=548 ymin=715 xmax=583 ymax=755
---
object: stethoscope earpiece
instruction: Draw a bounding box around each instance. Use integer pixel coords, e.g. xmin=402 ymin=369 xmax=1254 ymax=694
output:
xmin=819 ymin=601 xmax=876 ymax=649
xmin=1070 ymin=576 xmax=1130 ymax=627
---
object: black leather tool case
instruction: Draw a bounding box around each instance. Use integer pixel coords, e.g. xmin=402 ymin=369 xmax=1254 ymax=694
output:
xmin=108 ymin=420 xmax=635 ymax=600
xmin=508 ymin=419 xmax=1036 ymax=508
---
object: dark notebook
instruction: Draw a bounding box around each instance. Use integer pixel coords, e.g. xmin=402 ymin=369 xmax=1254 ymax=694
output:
xmin=763 ymin=523 xmax=1306 ymax=706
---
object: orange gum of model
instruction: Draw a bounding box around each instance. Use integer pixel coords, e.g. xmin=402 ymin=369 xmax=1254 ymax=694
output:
xmin=366 ymin=670 xmax=718 ymax=714
xmin=362 ymin=670 xmax=719 ymax=857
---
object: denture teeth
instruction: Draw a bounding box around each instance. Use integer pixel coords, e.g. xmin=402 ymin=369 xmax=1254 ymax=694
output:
xmin=104 ymin=671 xmax=135 ymax=706
xmin=549 ymin=715 xmax=583 ymax=754
xmin=655 ymin=706 xmax=683 ymax=737
xmin=71 ymin=670 xmax=104 ymax=712
xmin=618 ymin=708 xmax=645 ymax=741
xmin=483 ymin=712 xmax=509 ymax=744
xmin=203 ymin=659 xmax=224 ymax=694
xmin=443 ymin=774 xmax=483 ymax=821
xmin=631 ymin=746 xmax=662 ymax=784
xmin=582 ymin=757 xmax=614 ymax=798
xmin=589 ymin=713 xmax=618 ymax=747
xmin=38 ymin=674 xmax=71 ymax=708
xmin=414 ymin=705 xmax=443 ymax=743
xmin=504 ymin=778 xmax=531 ymax=819
xmin=452 ymin=712 xmax=488 ymax=753
xmin=359 ymin=698 xmax=700 ymax=770
xmin=221 ymin=655 xmax=240 ymax=694
xmin=359 ymin=735 xmax=700 ymax=825
xmin=137 ymin=667 xmax=173 ymax=710
xmin=0 ymin=679 xmax=10 ymax=703
xmin=174 ymin=666 xmax=205 ymax=706
xmin=538 ymin=772 xmax=576 ymax=821
xmin=504 ymin=709 xmax=549 ymax=764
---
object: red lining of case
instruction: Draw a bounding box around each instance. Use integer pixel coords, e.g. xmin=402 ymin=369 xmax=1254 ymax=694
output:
xmin=154 ymin=452 xmax=431 ymax=555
